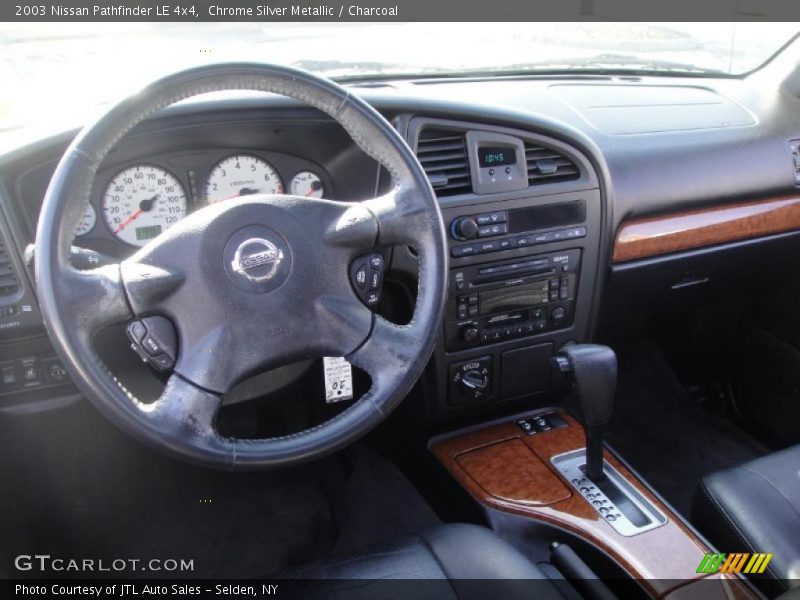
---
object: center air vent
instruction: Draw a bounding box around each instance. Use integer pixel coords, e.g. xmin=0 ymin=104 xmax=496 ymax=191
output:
xmin=0 ymin=233 xmax=20 ymax=298
xmin=416 ymin=129 xmax=472 ymax=197
xmin=525 ymin=142 xmax=580 ymax=186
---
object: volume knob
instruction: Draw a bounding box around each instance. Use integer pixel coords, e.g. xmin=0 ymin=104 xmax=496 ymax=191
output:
xmin=460 ymin=325 xmax=479 ymax=343
xmin=452 ymin=217 xmax=479 ymax=240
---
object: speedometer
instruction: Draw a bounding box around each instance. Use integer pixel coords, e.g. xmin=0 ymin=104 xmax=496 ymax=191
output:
xmin=102 ymin=165 xmax=188 ymax=247
xmin=204 ymin=154 xmax=283 ymax=203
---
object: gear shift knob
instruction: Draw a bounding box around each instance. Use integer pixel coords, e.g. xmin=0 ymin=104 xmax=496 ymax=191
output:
xmin=556 ymin=344 xmax=617 ymax=481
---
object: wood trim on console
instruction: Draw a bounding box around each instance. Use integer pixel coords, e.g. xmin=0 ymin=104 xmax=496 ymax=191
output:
xmin=613 ymin=195 xmax=800 ymax=263
xmin=430 ymin=412 xmax=757 ymax=599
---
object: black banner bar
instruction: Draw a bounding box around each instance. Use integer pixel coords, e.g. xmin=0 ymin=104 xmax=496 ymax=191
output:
xmin=3 ymin=0 xmax=800 ymax=22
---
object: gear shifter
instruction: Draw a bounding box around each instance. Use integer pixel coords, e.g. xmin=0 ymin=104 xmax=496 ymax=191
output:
xmin=555 ymin=344 xmax=617 ymax=482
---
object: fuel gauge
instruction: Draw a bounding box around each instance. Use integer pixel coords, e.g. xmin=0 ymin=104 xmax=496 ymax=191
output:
xmin=289 ymin=171 xmax=325 ymax=199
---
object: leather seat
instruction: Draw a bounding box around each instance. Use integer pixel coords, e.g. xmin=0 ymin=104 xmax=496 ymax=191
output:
xmin=693 ymin=444 xmax=800 ymax=596
xmin=286 ymin=523 xmax=566 ymax=599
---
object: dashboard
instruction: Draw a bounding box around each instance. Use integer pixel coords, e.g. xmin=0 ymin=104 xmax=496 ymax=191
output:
xmin=2 ymin=70 xmax=800 ymax=424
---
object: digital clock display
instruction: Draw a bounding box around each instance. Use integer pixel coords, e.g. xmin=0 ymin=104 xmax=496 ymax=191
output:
xmin=478 ymin=146 xmax=516 ymax=168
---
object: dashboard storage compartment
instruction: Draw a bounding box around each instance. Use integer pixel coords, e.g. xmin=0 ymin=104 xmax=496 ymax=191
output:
xmin=500 ymin=343 xmax=554 ymax=400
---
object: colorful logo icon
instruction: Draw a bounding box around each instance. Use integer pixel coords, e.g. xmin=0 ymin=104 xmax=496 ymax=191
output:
xmin=696 ymin=553 xmax=773 ymax=574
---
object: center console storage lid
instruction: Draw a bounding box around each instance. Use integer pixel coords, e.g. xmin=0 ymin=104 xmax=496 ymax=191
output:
xmin=456 ymin=438 xmax=571 ymax=506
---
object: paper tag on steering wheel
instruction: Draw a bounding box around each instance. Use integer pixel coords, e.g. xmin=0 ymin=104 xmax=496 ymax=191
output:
xmin=323 ymin=357 xmax=353 ymax=403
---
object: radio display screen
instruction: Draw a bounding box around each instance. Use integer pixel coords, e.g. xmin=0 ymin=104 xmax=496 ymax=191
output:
xmin=479 ymin=281 xmax=549 ymax=314
xmin=477 ymin=146 xmax=516 ymax=168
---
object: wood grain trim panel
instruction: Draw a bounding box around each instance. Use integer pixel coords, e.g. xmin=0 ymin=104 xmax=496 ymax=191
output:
xmin=613 ymin=195 xmax=800 ymax=263
xmin=455 ymin=439 xmax=572 ymax=506
xmin=430 ymin=412 xmax=757 ymax=599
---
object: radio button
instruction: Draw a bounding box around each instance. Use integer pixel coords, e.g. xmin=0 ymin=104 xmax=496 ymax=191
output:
xmin=565 ymin=226 xmax=587 ymax=239
xmin=476 ymin=211 xmax=507 ymax=225
xmin=549 ymin=289 xmax=560 ymax=302
xmin=451 ymin=244 xmax=477 ymax=258
xmin=468 ymin=306 xmax=479 ymax=318
xmin=531 ymin=233 xmax=550 ymax=244
xmin=477 ymin=223 xmax=508 ymax=237
xmin=477 ymin=240 xmax=499 ymax=253
xmin=498 ymin=239 xmax=514 ymax=251
xmin=516 ymin=236 xmax=530 ymax=247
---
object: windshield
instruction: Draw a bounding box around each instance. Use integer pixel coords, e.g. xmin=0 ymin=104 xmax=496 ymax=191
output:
xmin=1 ymin=22 xmax=797 ymax=134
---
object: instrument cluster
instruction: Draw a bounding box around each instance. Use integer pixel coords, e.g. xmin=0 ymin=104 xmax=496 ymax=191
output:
xmin=76 ymin=151 xmax=329 ymax=248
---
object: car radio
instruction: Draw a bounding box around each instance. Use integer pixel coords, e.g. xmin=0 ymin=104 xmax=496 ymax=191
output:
xmin=444 ymin=249 xmax=581 ymax=351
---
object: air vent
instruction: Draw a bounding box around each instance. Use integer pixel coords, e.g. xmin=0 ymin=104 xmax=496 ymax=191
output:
xmin=416 ymin=129 xmax=472 ymax=197
xmin=0 ymin=233 xmax=20 ymax=298
xmin=525 ymin=142 xmax=580 ymax=186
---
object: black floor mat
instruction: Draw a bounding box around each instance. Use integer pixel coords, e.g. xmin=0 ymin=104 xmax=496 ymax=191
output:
xmin=330 ymin=446 xmax=441 ymax=555
xmin=0 ymin=401 xmax=445 ymax=578
xmin=0 ymin=401 xmax=338 ymax=578
xmin=607 ymin=343 xmax=768 ymax=518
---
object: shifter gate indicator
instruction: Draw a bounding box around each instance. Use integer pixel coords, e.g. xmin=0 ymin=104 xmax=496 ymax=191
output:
xmin=102 ymin=164 xmax=187 ymax=246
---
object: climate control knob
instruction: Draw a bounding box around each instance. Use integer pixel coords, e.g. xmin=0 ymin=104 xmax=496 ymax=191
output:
xmin=459 ymin=369 xmax=489 ymax=395
xmin=451 ymin=216 xmax=479 ymax=240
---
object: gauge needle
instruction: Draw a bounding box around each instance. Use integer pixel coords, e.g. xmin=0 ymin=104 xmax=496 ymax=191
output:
xmin=219 ymin=187 xmax=259 ymax=202
xmin=114 ymin=194 xmax=159 ymax=234
xmin=114 ymin=209 xmax=143 ymax=234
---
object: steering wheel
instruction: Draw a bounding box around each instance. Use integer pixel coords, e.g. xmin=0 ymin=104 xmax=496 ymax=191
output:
xmin=35 ymin=64 xmax=447 ymax=469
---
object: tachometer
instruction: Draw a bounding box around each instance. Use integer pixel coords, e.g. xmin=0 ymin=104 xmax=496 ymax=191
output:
xmin=204 ymin=154 xmax=283 ymax=203
xmin=102 ymin=165 xmax=188 ymax=247
xmin=74 ymin=204 xmax=97 ymax=237
xmin=289 ymin=171 xmax=325 ymax=198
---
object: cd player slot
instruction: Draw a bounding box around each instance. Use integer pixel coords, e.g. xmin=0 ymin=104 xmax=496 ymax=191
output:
xmin=474 ymin=267 xmax=555 ymax=286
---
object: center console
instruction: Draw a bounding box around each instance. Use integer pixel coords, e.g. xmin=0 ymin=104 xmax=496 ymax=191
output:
xmin=408 ymin=117 xmax=604 ymax=414
xmin=430 ymin=410 xmax=757 ymax=599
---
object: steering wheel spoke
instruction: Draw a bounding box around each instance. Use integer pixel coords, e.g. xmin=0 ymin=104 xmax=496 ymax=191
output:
xmin=348 ymin=315 xmax=419 ymax=393
xmin=362 ymin=184 xmax=431 ymax=247
xmin=141 ymin=374 xmax=232 ymax=467
xmin=57 ymin=264 xmax=133 ymax=337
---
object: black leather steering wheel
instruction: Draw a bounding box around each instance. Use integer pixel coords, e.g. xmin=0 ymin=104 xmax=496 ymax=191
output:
xmin=35 ymin=63 xmax=447 ymax=469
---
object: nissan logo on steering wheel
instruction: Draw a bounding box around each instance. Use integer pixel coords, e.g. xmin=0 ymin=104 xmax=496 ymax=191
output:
xmin=230 ymin=237 xmax=284 ymax=282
